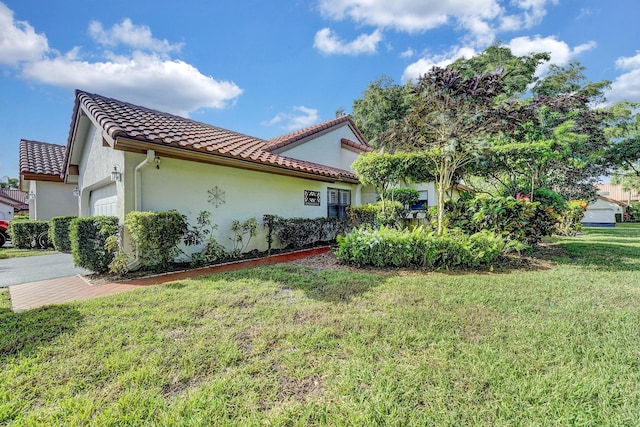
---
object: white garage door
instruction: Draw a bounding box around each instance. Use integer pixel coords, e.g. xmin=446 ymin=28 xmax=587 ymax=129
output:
xmin=90 ymin=184 xmax=118 ymax=216
xmin=583 ymin=208 xmax=615 ymax=224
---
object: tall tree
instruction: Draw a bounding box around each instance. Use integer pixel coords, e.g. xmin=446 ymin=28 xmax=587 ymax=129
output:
xmin=604 ymin=101 xmax=640 ymax=191
xmin=351 ymin=75 xmax=415 ymax=149
xmin=450 ymin=44 xmax=550 ymax=99
xmin=385 ymin=67 xmax=517 ymax=235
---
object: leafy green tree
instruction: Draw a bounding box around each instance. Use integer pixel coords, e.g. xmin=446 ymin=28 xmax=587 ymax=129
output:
xmin=604 ymin=101 xmax=640 ymax=192
xmin=385 ymin=67 xmax=515 ymax=235
xmin=0 ymin=177 xmax=18 ymax=189
xmin=450 ymin=44 xmax=550 ymax=99
xmin=352 ymin=75 xmax=415 ymax=149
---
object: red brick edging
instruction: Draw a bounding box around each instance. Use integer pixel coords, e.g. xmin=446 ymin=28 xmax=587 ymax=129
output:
xmin=117 ymin=246 xmax=332 ymax=286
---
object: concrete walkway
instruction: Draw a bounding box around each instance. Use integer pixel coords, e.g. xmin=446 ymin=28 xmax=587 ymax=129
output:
xmin=7 ymin=246 xmax=331 ymax=312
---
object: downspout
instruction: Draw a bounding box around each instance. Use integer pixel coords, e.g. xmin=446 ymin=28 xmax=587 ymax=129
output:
xmin=134 ymin=150 xmax=155 ymax=211
xmin=128 ymin=149 xmax=155 ymax=271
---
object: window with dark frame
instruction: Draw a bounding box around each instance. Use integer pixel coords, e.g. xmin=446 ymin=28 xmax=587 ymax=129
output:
xmin=327 ymin=188 xmax=351 ymax=218
xmin=411 ymin=190 xmax=428 ymax=210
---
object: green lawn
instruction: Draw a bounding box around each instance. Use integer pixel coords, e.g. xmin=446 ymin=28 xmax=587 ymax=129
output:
xmin=1 ymin=225 xmax=639 ymax=425
xmin=0 ymin=247 xmax=56 ymax=259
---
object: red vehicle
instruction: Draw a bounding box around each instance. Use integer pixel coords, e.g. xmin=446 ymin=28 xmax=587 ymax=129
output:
xmin=0 ymin=219 xmax=8 ymax=247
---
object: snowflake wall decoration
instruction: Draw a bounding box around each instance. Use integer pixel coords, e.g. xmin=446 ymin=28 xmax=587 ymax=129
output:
xmin=207 ymin=186 xmax=226 ymax=208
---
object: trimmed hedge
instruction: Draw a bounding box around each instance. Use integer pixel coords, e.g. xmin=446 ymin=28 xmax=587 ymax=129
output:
xmin=9 ymin=220 xmax=51 ymax=249
xmin=335 ymin=226 xmax=504 ymax=269
xmin=125 ymin=211 xmax=187 ymax=271
xmin=49 ymin=216 xmax=76 ymax=252
xmin=70 ymin=216 xmax=119 ymax=273
xmin=347 ymin=201 xmax=405 ymax=228
xmin=264 ymin=215 xmax=351 ymax=250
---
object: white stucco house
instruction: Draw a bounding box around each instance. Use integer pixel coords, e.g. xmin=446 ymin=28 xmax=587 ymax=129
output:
xmin=62 ymin=90 xmax=377 ymax=253
xmin=581 ymin=196 xmax=625 ymax=227
xmin=19 ymin=140 xmax=79 ymax=220
xmin=0 ymin=189 xmax=28 ymax=220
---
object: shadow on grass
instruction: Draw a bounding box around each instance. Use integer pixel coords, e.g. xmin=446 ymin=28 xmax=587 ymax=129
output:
xmin=0 ymin=304 xmax=83 ymax=361
xmin=215 ymin=264 xmax=388 ymax=303
xmin=553 ymin=241 xmax=640 ymax=272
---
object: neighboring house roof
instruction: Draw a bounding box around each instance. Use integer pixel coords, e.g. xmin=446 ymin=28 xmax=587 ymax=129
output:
xmin=20 ymin=139 xmax=66 ymax=181
xmin=66 ymin=90 xmax=360 ymax=183
xmin=0 ymin=189 xmax=28 ymax=210
xmin=596 ymin=195 xmax=628 ymax=207
xmin=596 ymin=183 xmax=639 ymax=205
xmin=264 ymin=115 xmax=371 ymax=153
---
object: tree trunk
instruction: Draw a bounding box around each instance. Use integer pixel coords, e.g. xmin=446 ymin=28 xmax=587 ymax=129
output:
xmin=436 ymin=181 xmax=446 ymax=236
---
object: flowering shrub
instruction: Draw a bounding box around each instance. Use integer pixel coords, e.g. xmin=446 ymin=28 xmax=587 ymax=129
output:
xmin=335 ymin=226 xmax=504 ymax=269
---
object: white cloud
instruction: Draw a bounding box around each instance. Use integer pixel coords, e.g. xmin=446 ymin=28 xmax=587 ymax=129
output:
xmin=0 ymin=3 xmax=242 ymax=116
xmin=402 ymin=46 xmax=476 ymax=82
xmin=22 ymin=51 xmax=242 ymax=116
xmin=317 ymin=0 xmax=562 ymax=49
xmin=318 ymin=0 xmax=501 ymax=34
xmin=400 ymin=48 xmax=414 ymax=58
xmin=507 ymin=35 xmax=595 ymax=75
xmin=0 ymin=2 xmax=48 ymax=65
xmin=88 ymin=18 xmax=183 ymax=54
xmin=511 ymin=0 xmax=558 ymax=27
xmin=607 ymin=52 xmax=640 ymax=104
xmin=314 ymin=27 xmax=382 ymax=55
xmin=263 ymin=106 xmax=320 ymax=131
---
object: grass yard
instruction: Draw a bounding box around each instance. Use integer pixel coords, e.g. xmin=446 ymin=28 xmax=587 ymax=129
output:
xmin=0 ymin=247 xmax=56 ymax=259
xmin=1 ymin=225 xmax=639 ymax=425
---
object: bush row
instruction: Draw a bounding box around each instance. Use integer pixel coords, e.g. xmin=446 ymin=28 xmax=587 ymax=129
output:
xmin=263 ymin=215 xmax=351 ymax=252
xmin=335 ymin=226 xmax=504 ymax=269
xmin=8 ymin=220 xmax=51 ymax=249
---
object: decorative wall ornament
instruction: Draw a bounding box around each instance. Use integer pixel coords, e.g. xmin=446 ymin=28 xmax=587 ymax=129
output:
xmin=304 ymin=190 xmax=321 ymax=206
xmin=208 ymin=186 xmax=226 ymax=208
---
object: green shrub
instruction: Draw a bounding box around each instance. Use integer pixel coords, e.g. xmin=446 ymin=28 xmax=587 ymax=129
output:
xmin=70 ymin=216 xmax=119 ymax=273
xmin=445 ymin=194 xmax=557 ymax=244
xmin=229 ymin=217 xmax=258 ymax=257
xmin=347 ymin=201 xmax=405 ymax=228
xmin=533 ymin=188 xmax=567 ymax=212
xmin=11 ymin=215 xmax=29 ymax=222
xmin=556 ymin=200 xmax=587 ymax=236
xmin=386 ymin=187 xmax=420 ymax=207
xmin=125 ymin=211 xmax=187 ymax=271
xmin=9 ymin=220 xmax=51 ymax=249
xmin=335 ymin=226 xmax=504 ymax=269
xmin=629 ymin=202 xmax=640 ymax=221
xmin=49 ymin=216 xmax=76 ymax=252
xmin=263 ymin=215 xmax=351 ymax=250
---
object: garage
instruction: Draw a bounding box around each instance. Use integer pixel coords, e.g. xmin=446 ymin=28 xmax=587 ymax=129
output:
xmin=582 ymin=196 xmax=622 ymax=227
xmin=89 ymin=184 xmax=118 ymax=216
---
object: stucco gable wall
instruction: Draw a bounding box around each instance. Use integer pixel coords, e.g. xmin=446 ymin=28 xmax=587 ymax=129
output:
xmin=134 ymin=156 xmax=358 ymax=255
xmin=275 ymin=125 xmax=361 ymax=170
xmin=77 ymin=123 xmax=125 ymax=218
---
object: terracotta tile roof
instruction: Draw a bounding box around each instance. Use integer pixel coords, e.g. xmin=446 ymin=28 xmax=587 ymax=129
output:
xmin=0 ymin=189 xmax=28 ymax=210
xmin=0 ymin=188 xmax=26 ymax=204
xmin=341 ymin=138 xmax=374 ymax=153
xmin=72 ymin=90 xmax=359 ymax=182
xmin=19 ymin=139 xmax=66 ymax=180
xmin=265 ymin=115 xmax=371 ymax=152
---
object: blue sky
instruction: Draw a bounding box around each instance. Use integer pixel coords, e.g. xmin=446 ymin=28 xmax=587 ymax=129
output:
xmin=1 ymin=0 xmax=639 ymax=182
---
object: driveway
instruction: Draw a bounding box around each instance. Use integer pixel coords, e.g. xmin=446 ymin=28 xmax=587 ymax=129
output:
xmin=0 ymin=253 xmax=91 ymax=287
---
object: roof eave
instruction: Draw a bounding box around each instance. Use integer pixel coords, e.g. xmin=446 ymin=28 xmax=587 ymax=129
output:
xmin=113 ymin=137 xmax=360 ymax=184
